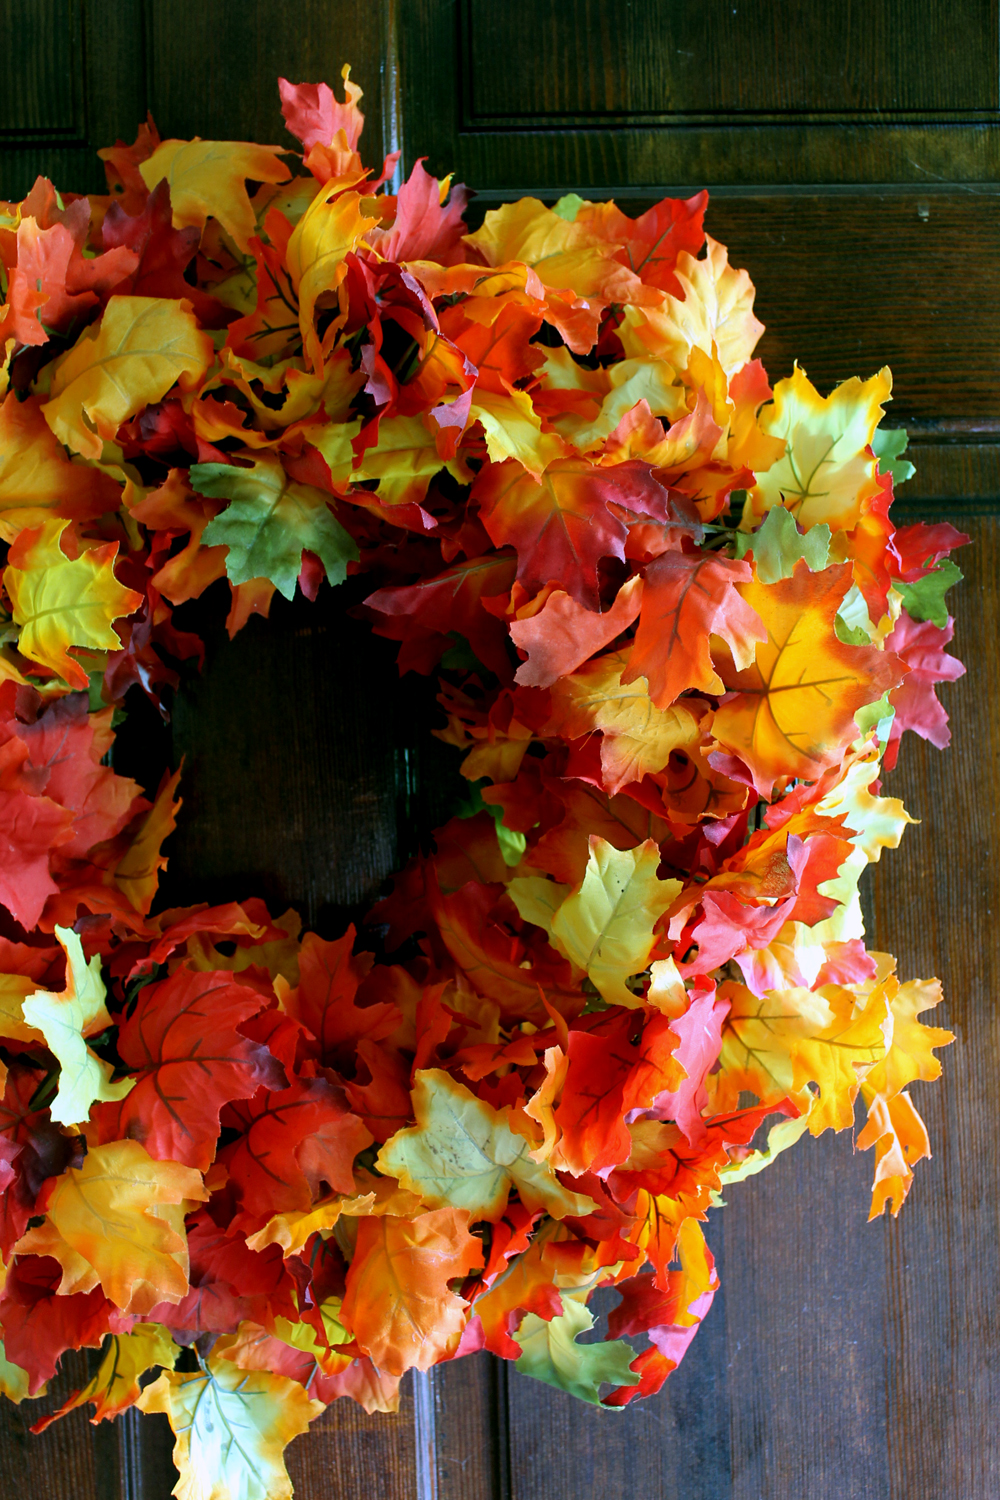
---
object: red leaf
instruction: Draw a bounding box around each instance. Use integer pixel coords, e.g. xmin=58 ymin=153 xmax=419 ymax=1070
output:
xmin=88 ymin=967 xmax=285 ymax=1171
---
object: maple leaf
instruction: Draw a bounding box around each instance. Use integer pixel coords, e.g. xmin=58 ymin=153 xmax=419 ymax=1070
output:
xmin=27 ymin=1139 xmax=206 ymax=1314
xmin=365 ymin=551 xmax=517 ymax=679
xmin=279 ymin=70 xmax=365 ymax=151
xmin=511 ymin=574 xmax=643 ymax=687
xmin=512 ymin=837 xmax=681 ymax=1009
xmin=193 ymin=452 xmax=358 ymax=598
xmin=139 ymin=138 xmax=291 ymax=252
xmin=222 ymin=1076 xmax=372 ymax=1232
xmin=619 ymin=237 xmax=763 ymax=377
xmin=544 ymin=648 xmax=703 ymax=794
xmin=138 ymin=1353 xmax=322 ymax=1500
xmin=5 ymin=519 xmax=143 ymax=689
xmin=474 ymin=458 xmax=668 ymax=609
xmin=711 ymin=561 xmax=902 ymax=796
xmin=113 ymin=766 xmax=182 ymax=915
xmin=0 ymin=1254 xmax=133 ymax=1394
xmin=0 ymin=394 xmax=122 ymax=543
xmin=368 ymin=158 xmax=470 ymax=264
xmin=572 ymin=192 xmax=708 ymax=295
xmin=377 ymin=1069 xmax=595 ymax=1221
xmin=0 ymin=776 xmax=73 ymax=930
xmin=41 ymin=295 xmax=213 ymax=460
xmin=745 ymin=365 xmax=892 ymax=532
xmin=89 ymin=967 xmax=283 ymax=1171
xmin=0 ymin=208 xmax=138 ymax=346
xmin=342 ymin=1208 xmax=483 ymax=1374
xmin=31 ymin=1323 xmax=179 ymax=1431
xmin=22 ymin=925 xmax=135 ymax=1127
xmin=275 ymin=925 xmax=398 ymax=1070
xmin=623 ymin=551 xmax=765 ymax=709
xmin=515 ymin=1291 xmax=640 ymax=1405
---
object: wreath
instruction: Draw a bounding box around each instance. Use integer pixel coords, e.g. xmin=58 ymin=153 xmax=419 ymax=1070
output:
xmin=0 ymin=67 xmax=966 ymax=1500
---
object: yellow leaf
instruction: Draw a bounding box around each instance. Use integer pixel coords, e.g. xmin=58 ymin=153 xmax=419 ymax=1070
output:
xmin=512 ymin=837 xmax=681 ymax=1009
xmin=42 ymin=296 xmax=214 ymax=459
xmin=620 ymin=238 xmax=763 ymax=378
xmin=115 ymin=767 xmax=182 ymax=914
xmin=40 ymin=1139 xmax=206 ymax=1314
xmin=245 ymin=1191 xmax=376 ymax=1257
xmin=286 ymin=185 xmax=377 ymax=368
xmin=745 ymin=365 xmax=892 ymax=532
xmin=711 ymin=978 xmax=891 ymax=1132
xmin=140 ymin=139 xmax=291 ymax=252
xmin=350 ymin=413 xmax=451 ymax=507
xmin=0 ymin=392 xmax=121 ymax=543
xmin=377 ymin=1069 xmax=596 ymax=1221
xmin=544 ymin=648 xmax=702 ymax=795
xmin=0 ymin=972 xmax=45 ymax=1044
xmin=138 ymin=1354 xmax=322 ymax=1500
xmin=22 ymin=925 xmax=135 ymax=1127
xmin=469 ymin=387 xmax=567 ymax=478
xmin=31 ymin=1324 xmax=180 ymax=1430
xmin=5 ymin=519 xmax=143 ymax=689
xmin=0 ymin=1340 xmax=32 ymax=1404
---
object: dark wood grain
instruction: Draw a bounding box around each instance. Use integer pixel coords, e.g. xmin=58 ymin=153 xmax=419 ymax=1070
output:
xmin=465 ymin=0 xmax=996 ymax=118
xmin=285 ymin=1376 xmax=419 ymax=1500
xmin=402 ymin=0 xmax=1000 ymax=189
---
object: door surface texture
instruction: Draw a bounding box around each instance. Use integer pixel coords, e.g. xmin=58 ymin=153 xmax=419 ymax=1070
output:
xmin=1 ymin=3 xmax=998 ymax=1498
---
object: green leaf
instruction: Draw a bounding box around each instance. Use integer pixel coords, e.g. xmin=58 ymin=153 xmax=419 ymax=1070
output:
xmin=514 ymin=1292 xmax=639 ymax=1405
xmin=872 ymin=427 xmax=915 ymax=487
xmin=895 ymin=558 xmax=963 ymax=629
xmin=377 ymin=1069 xmax=596 ymax=1221
xmin=734 ymin=504 xmax=831 ymax=584
xmin=552 ymin=192 xmax=586 ymax=223
xmin=854 ymin=691 xmax=895 ymax=744
xmin=457 ymin=780 xmax=528 ymax=866
xmin=192 ymin=453 xmax=358 ymax=600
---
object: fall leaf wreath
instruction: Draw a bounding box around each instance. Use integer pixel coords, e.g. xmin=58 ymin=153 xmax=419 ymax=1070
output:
xmin=0 ymin=67 xmax=967 ymax=1500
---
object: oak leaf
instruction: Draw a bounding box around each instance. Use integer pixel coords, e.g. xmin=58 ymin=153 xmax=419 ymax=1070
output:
xmin=33 ymin=1139 xmax=206 ymax=1313
xmin=138 ymin=1353 xmax=322 ymax=1500
xmin=42 ymin=295 xmax=213 ymax=459
xmin=139 ymin=138 xmax=291 ymax=252
xmin=377 ymin=1069 xmax=596 ymax=1221
xmin=341 ymin=1208 xmax=484 ymax=1375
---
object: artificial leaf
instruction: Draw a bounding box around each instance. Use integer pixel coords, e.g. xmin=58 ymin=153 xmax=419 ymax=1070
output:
xmin=6 ymin=520 xmax=143 ymax=689
xmin=746 ymin=365 xmax=892 ymax=532
xmin=341 ymin=1208 xmax=484 ymax=1374
xmin=42 ymin=295 xmax=213 ymax=459
xmin=711 ymin=561 xmax=902 ymax=796
xmin=377 ymin=1069 xmax=596 ymax=1221
xmin=31 ymin=1139 xmax=206 ymax=1313
xmin=22 ymin=925 xmax=135 ymax=1127
xmin=474 ymin=458 xmax=668 ymax=609
xmin=139 ymin=138 xmax=291 ymax=252
xmin=194 ymin=453 xmax=359 ymax=599
xmin=138 ymin=1353 xmax=322 ymax=1500
xmin=515 ymin=1291 xmax=640 ymax=1405
xmin=512 ymin=837 xmax=681 ymax=1009
xmin=31 ymin=1323 xmax=179 ymax=1430
xmin=624 ymin=551 xmax=765 ymax=708
xmin=894 ymin=559 xmax=963 ymax=629
xmin=734 ymin=503 xmax=831 ymax=583
xmin=89 ymin=967 xmax=283 ymax=1171
xmin=0 ymin=394 xmax=122 ymax=543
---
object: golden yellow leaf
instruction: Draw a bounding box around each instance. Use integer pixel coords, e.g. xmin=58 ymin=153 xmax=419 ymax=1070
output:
xmin=40 ymin=1140 xmax=206 ymax=1314
xmin=744 ymin=365 xmax=892 ymax=531
xmin=511 ymin=837 xmax=682 ymax=1009
xmin=0 ymin=393 xmax=121 ymax=543
xmin=115 ymin=767 xmax=182 ymax=914
xmin=140 ymin=139 xmax=291 ymax=252
xmin=0 ymin=972 xmax=44 ymax=1045
xmin=245 ymin=1192 xmax=376 ymax=1257
xmin=42 ymin=296 xmax=214 ymax=459
xmin=544 ymin=648 xmax=702 ymax=794
xmin=286 ymin=184 xmax=377 ymax=368
xmin=32 ymin=1324 xmax=180 ymax=1430
xmin=5 ymin=518 xmax=143 ymax=689
xmin=619 ymin=238 xmax=763 ymax=378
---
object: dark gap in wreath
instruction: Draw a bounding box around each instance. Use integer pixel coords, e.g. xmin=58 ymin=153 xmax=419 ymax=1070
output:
xmin=130 ymin=573 xmax=468 ymax=944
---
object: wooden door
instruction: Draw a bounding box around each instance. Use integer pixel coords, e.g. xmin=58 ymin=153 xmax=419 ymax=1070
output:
xmin=2 ymin=2 xmax=999 ymax=1497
